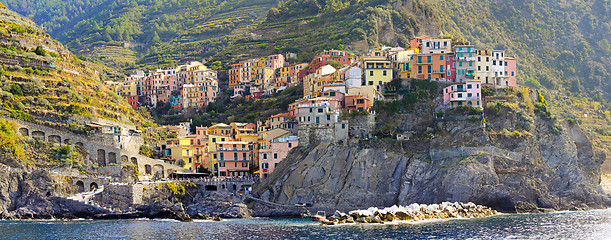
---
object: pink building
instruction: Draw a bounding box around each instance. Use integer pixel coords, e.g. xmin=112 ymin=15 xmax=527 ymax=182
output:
xmin=505 ymin=57 xmax=517 ymax=87
xmin=217 ymin=141 xmax=251 ymax=177
xmin=259 ymin=133 xmax=298 ymax=179
xmin=446 ymin=53 xmax=456 ymax=81
xmin=266 ymin=54 xmax=285 ymax=70
xmin=442 ymin=80 xmax=482 ymax=108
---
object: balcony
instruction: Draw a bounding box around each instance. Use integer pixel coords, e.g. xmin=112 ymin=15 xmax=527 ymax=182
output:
xmin=415 ymin=61 xmax=432 ymax=65
xmin=217 ymin=147 xmax=249 ymax=151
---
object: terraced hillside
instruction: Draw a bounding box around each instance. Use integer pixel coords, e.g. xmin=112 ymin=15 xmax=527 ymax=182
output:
xmin=2 ymin=0 xmax=277 ymax=70
xmin=0 ymin=3 xmax=149 ymax=127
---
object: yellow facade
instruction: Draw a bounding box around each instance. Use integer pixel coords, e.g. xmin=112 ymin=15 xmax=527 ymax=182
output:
xmin=363 ymin=58 xmax=393 ymax=91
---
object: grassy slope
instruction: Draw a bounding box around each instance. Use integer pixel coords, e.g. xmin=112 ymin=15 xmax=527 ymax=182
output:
xmin=1 ymin=0 xmax=277 ymax=71
xmin=0 ymin=5 xmax=150 ymax=128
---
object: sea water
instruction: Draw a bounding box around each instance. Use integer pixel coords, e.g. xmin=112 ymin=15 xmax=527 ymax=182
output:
xmin=0 ymin=209 xmax=609 ymax=239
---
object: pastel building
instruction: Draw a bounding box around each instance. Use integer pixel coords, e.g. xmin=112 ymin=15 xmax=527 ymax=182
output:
xmin=258 ymin=134 xmax=298 ymax=179
xmin=505 ymin=57 xmax=517 ymax=87
xmin=411 ymin=53 xmax=447 ymax=80
xmin=442 ymin=80 xmax=482 ymax=108
xmin=420 ymin=38 xmax=452 ymax=54
xmin=455 ymin=45 xmax=476 ymax=83
xmin=363 ymin=56 xmax=393 ymax=91
xmin=216 ymin=141 xmax=251 ymax=177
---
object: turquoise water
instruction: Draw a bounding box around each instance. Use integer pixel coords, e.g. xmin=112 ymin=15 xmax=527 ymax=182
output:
xmin=1 ymin=209 xmax=610 ymax=239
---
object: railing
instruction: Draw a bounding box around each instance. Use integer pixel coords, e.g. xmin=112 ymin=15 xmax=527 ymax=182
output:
xmin=217 ymin=147 xmax=249 ymax=151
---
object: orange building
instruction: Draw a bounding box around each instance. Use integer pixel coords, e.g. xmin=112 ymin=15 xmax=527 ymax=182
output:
xmin=411 ymin=53 xmax=447 ymax=80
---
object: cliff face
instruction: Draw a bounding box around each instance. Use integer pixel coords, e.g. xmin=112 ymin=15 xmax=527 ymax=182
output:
xmin=254 ymin=98 xmax=610 ymax=213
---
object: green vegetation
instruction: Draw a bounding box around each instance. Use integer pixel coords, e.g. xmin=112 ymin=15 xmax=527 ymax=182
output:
xmin=0 ymin=8 xmax=151 ymax=129
xmin=3 ymin=0 xmax=276 ymax=70
xmin=373 ymin=79 xmax=438 ymax=114
xmin=0 ymin=119 xmax=24 ymax=159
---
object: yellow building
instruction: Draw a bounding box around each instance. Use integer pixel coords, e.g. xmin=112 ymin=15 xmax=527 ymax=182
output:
xmin=363 ymin=56 xmax=393 ymax=92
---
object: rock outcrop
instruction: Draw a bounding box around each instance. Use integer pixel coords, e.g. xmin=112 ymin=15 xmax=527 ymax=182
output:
xmin=254 ymin=119 xmax=611 ymax=214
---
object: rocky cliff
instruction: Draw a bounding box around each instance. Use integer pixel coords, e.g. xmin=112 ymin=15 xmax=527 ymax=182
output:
xmin=254 ymin=90 xmax=611 ymax=214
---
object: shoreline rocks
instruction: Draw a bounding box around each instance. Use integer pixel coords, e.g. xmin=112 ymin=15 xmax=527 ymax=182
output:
xmin=322 ymin=202 xmax=497 ymax=225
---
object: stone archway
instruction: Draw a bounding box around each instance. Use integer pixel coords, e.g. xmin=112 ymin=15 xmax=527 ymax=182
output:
xmin=31 ymin=131 xmax=45 ymax=140
xmin=18 ymin=127 xmax=28 ymax=137
xmin=97 ymin=149 xmax=106 ymax=166
xmin=152 ymin=164 xmax=164 ymax=178
xmin=76 ymin=181 xmax=85 ymax=192
xmin=48 ymin=135 xmax=61 ymax=143
xmin=90 ymin=182 xmax=99 ymax=191
xmin=121 ymin=155 xmax=128 ymax=162
xmin=145 ymin=164 xmax=152 ymax=175
xmin=131 ymin=157 xmax=138 ymax=165
xmin=108 ymin=152 xmax=117 ymax=164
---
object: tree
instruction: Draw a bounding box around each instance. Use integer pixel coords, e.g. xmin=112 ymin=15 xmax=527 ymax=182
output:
xmin=151 ymin=31 xmax=161 ymax=43
xmin=34 ymin=46 xmax=47 ymax=56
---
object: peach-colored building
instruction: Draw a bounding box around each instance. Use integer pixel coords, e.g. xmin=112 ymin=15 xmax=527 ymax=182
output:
xmin=217 ymin=141 xmax=251 ymax=177
xmin=258 ymin=130 xmax=298 ymax=179
xmin=505 ymin=57 xmax=517 ymax=87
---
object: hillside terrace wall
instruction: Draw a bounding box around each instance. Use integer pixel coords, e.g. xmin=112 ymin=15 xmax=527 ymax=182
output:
xmin=5 ymin=117 xmax=187 ymax=179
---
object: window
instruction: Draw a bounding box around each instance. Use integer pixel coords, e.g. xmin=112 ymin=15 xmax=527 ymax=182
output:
xmin=512 ymin=71 xmax=515 ymax=76
xmin=274 ymin=153 xmax=278 ymax=159
xmin=428 ymin=66 xmax=431 ymax=73
xmin=189 ymin=158 xmax=192 ymax=163
xmin=288 ymin=143 xmax=292 ymax=148
xmin=369 ymin=71 xmax=373 ymax=76
xmin=468 ymin=93 xmax=472 ymax=97
xmin=262 ymin=163 xmax=268 ymax=169
xmin=440 ymin=55 xmax=443 ymax=60
xmin=492 ymin=60 xmax=496 ymax=66
xmin=383 ymin=70 xmax=387 ymax=76
xmin=478 ymin=57 xmax=481 ymax=61
xmin=477 ymin=84 xmax=480 ymax=88
xmin=478 ymin=66 xmax=481 ymax=71
xmin=418 ymin=66 xmax=422 ymax=74
xmin=243 ymin=153 xmax=246 ymax=160
xmin=469 ymin=62 xmax=472 ymax=66
xmin=427 ymin=56 xmax=431 ymax=63
xmin=418 ymin=56 xmax=422 ymax=63
xmin=219 ymin=162 xmax=225 ymax=167
xmin=263 ymin=153 xmax=268 ymax=159
xmin=316 ymin=117 xmax=319 ymax=123
xmin=477 ymin=93 xmax=480 ymax=97
xmin=330 ymin=91 xmax=336 ymax=97
xmin=378 ymin=81 xmax=382 ymax=86
xmin=327 ymin=115 xmax=331 ymax=121
xmin=505 ymin=62 xmax=508 ymax=66
xmin=368 ymin=81 xmax=373 ymax=85
xmin=459 ymin=62 xmax=462 ymax=67
xmin=486 ymin=66 xmax=489 ymax=71
xmin=220 ymin=153 xmax=224 ymax=160
xmin=242 ymin=162 xmax=247 ymax=167
xmin=458 ymin=93 xmax=463 ymax=98
xmin=317 ymin=108 xmax=323 ymax=113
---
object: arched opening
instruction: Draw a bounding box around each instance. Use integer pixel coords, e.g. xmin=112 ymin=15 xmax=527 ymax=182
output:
xmin=97 ymin=149 xmax=106 ymax=166
xmin=232 ymin=184 xmax=237 ymax=191
xmin=75 ymin=142 xmax=84 ymax=148
xmin=48 ymin=135 xmax=61 ymax=143
xmin=131 ymin=157 xmax=138 ymax=165
xmin=18 ymin=127 xmax=29 ymax=137
xmin=145 ymin=164 xmax=152 ymax=175
xmin=467 ymin=101 xmax=472 ymax=106
xmin=204 ymin=185 xmax=217 ymax=191
xmin=76 ymin=181 xmax=85 ymax=192
xmin=31 ymin=131 xmax=45 ymax=140
xmin=222 ymin=184 xmax=226 ymax=189
xmin=108 ymin=152 xmax=117 ymax=164
xmin=64 ymin=139 xmax=72 ymax=145
xmin=121 ymin=155 xmax=128 ymax=162
xmin=152 ymin=164 xmax=164 ymax=178
xmin=90 ymin=182 xmax=99 ymax=191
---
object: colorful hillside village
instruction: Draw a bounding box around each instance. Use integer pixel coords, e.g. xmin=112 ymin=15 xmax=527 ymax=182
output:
xmin=109 ymin=36 xmax=517 ymax=179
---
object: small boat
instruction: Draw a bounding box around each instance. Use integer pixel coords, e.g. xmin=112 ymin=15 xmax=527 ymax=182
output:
xmin=300 ymin=209 xmax=311 ymax=218
xmin=312 ymin=211 xmax=326 ymax=221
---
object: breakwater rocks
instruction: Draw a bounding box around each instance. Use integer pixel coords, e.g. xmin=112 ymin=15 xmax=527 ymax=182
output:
xmin=322 ymin=202 xmax=497 ymax=225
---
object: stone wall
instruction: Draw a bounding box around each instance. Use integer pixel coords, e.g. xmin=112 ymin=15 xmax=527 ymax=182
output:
xmin=298 ymin=121 xmax=349 ymax=146
xmin=345 ymin=114 xmax=375 ymax=138
xmin=5 ymin=116 xmax=188 ymax=179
